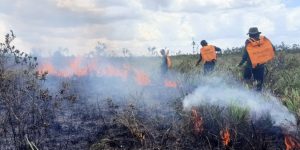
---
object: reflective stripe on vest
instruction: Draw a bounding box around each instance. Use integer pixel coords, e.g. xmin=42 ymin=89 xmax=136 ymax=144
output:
xmin=246 ymin=36 xmax=275 ymax=68
xmin=200 ymin=45 xmax=217 ymax=63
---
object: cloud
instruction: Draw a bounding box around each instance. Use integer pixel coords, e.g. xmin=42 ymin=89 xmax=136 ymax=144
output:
xmin=138 ymin=0 xmax=284 ymax=13
xmin=0 ymin=0 xmax=299 ymax=55
xmin=0 ymin=19 xmax=8 ymax=42
xmin=55 ymin=0 xmax=98 ymax=10
xmin=139 ymin=0 xmax=173 ymax=11
xmin=286 ymin=7 xmax=300 ymax=31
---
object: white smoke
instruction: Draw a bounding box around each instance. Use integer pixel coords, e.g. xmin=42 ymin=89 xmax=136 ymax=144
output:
xmin=39 ymin=51 xmax=297 ymax=131
xmin=38 ymin=51 xmax=182 ymax=106
xmin=183 ymin=76 xmax=297 ymax=131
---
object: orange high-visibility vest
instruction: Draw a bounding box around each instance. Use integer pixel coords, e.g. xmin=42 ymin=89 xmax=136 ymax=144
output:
xmin=246 ymin=36 xmax=275 ymax=68
xmin=200 ymin=45 xmax=217 ymax=63
xmin=167 ymin=56 xmax=172 ymax=68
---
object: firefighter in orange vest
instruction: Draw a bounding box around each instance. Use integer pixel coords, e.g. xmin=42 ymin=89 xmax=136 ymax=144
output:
xmin=196 ymin=40 xmax=222 ymax=74
xmin=238 ymin=27 xmax=275 ymax=91
xmin=160 ymin=49 xmax=172 ymax=75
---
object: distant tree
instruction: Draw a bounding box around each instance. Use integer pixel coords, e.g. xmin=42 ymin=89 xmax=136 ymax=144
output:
xmin=95 ymin=42 xmax=107 ymax=56
xmin=292 ymin=44 xmax=300 ymax=51
xmin=147 ymin=46 xmax=156 ymax=56
xmin=277 ymin=42 xmax=290 ymax=51
xmin=122 ymin=48 xmax=132 ymax=57
xmin=192 ymin=40 xmax=196 ymax=54
xmin=176 ymin=50 xmax=182 ymax=55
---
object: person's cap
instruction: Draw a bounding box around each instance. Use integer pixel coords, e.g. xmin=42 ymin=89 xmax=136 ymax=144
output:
xmin=200 ymin=40 xmax=207 ymax=46
xmin=247 ymin=27 xmax=261 ymax=35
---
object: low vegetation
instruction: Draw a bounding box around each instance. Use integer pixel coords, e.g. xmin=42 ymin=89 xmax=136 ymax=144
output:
xmin=0 ymin=32 xmax=299 ymax=149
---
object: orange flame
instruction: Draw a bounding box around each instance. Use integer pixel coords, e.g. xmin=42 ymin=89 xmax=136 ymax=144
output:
xmin=38 ymin=57 xmax=130 ymax=79
xmin=285 ymin=135 xmax=300 ymax=150
xmin=69 ymin=57 xmax=84 ymax=76
xmin=98 ymin=65 xmax=129 ymax=80
xmin=39 ymin=63 xmax=56 ymax=74
xmin=191 ymin=107 xmax=203 ymax=134
xmin=164 ymin=79 xmax=177 ymax=88
xmin=38 ymin=57 xmax=91 ymax=77
xmin=38 ymin=58 xmax=154 ymax=86
xmin=134 ymin=69 xmax=151 ymax=86
xmin=220 ymin=127 xmax=230 ymax=147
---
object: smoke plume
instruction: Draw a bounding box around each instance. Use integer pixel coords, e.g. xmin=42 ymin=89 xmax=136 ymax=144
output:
xmin=183 ymin=76 xmax=297 ymax=131
xmin=38 ymin=51 xmax=181 ymax=105
xmin=38 ymin=51 xmax=296 ymax=132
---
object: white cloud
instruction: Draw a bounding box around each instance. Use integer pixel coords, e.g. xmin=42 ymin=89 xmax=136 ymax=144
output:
xmin=242 ymin=14 xmax=275 ymax=35
xmin=0 ymin=0 xmax=299 ymax=55
xmin=0 ymin=20 xmax=8 ymax=43
xmin=56 ymin=0 xmax=97 ymax=11
xmin=286 ymin=8 xmax=300 ymax=31
xmin=137 ymin=23 xmax=162 ymax=41
xmin=0 ymin=16 xmax=7 ymax=33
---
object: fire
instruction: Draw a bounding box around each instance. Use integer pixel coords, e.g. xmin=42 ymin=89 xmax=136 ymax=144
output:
xmin=98 ymin=65 xmax=129 ymax=80
xmin=134 ymin=69 xmax=151 ymax=86
xmin=56 ymin=71 xmax=72 ymax=77
xmin=220 ymin=127 xmax=230 ymax=147
xmin=164 ymin=79 xmax=177 ymax=88
xmin=39 ymin=63 xmax=56 ymax=74
xmin=38 ymin=57 xmax=154 ymax=86
xmin=38 ymin=57 xmax=130 ymax=79
xmin=285 ymin=135 xmax=300 ymax=150
xmin=38 ymin=57 xmax=91 ymax=77
xmin=68 ymin=57 xmax=89 ymax=76
xmin=191 ymin=107 xmax=203 ymax=134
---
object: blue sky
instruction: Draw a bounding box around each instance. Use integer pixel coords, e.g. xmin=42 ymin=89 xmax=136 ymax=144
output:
xmin=286 ymin=0 xmax=300 ymax=7
xmin=0 ymin=0 xmax=299 ymax=56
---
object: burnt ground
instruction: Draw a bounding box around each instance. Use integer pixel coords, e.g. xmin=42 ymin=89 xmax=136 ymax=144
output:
xmin=3 ymin=97 xmax=297 ymax=150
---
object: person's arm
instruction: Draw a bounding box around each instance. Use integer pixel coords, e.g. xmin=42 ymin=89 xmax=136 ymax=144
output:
xmin=196 ymin=54 xmax=202 ymax=66
xmin=238 ymin=50 xmax=248 ymax=66
xmin=238 ymin=40 xmax=250 ymax=66
xmin=215 ymin=46 xmax=222 ymax=52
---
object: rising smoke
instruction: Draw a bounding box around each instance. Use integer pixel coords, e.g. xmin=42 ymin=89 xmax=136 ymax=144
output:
xmin=38 ymin=51 xmax=296 ymax=132
xmin=183 ymin=76 xmax=297 ymax=131
xmin=38 ymin=51 xmax=182 ymax=105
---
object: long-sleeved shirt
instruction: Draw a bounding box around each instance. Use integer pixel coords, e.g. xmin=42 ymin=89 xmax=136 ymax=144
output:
xmin=197 ymin=46 xmax=222 ymax=64
xmin=238 ymin=37 xmax=275 ymax=68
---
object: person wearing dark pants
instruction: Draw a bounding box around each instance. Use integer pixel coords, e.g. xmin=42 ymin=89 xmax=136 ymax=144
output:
xmin=203 ymin=61 xmax=216 ymax=75
xmin=196 ymin=40 xmax=221 ymax=75
xmin=243 ymin=65 xmax=265 ymax=91
xmin=238 ymin=27 xmax=275 ymax=91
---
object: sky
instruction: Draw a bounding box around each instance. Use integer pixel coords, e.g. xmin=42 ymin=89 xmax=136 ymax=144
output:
xmin=0 ymin=0 xmax=300 ymax=56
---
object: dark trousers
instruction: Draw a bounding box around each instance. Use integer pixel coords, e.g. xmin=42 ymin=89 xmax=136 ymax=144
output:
xmin=161 ymin=65 xmax=168 ymax=75
xmin=243 ymin=65 xmax=265 ymax=91
xmin=203 ymin=61 xmax=215 ymax=75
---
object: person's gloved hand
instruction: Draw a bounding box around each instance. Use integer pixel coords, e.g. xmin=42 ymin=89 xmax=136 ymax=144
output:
xmin=236 ymin=62 xmax=243 ymax=67
xmin=236 ymin=63 xmax=244 ymax=71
